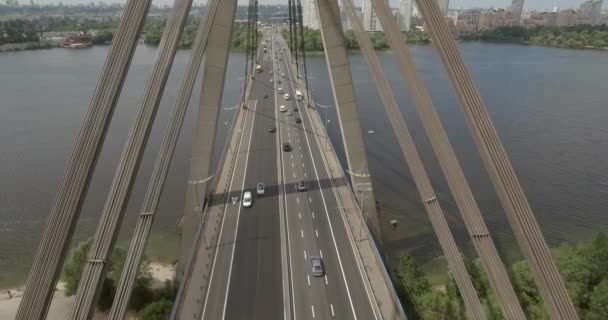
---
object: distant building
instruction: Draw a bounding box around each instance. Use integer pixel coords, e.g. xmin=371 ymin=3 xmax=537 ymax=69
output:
xmin=511 ymin=0 xmax=525 ymax=25
xmin=340 ymin=5 xmax=357 ymax=31
xmin=399 ymin=0 xmax=413 ymax=31
xmin=302 ymin=0 xmax=320 ymax=30
xmin=578 ymin=0 xmax=603 ymax=24
xmin=556 ymin=9 xmax=578 ymax=27
xmin=362 ymin=0 xmax=383 ymax=32
xmin=436 ymin=0 xmax=449 ymax=16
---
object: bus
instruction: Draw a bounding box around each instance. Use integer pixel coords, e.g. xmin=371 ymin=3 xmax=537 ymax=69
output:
xmin=295 ymin=90 xmax=303 ymax=100
xmin=256 ymin=64 xmax=262 ymax=73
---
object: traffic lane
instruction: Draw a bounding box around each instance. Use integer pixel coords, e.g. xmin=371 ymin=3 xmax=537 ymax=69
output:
xmin=277 ymin=95 xmax=308 ymax=319
xmin=280 ymin=95 xmax=339 ymax=320
xmin=278 ymin=44 xmax=377 ymax=320
xmin=297 ymin=90 xmax=379 ymax=319
xmin=201 ymin=101 xmax=257 ymax=320
xmin=285 ymin=104 xmax=359 ymax=320
xmin=224 ymin=78 xmax=283 ymax=318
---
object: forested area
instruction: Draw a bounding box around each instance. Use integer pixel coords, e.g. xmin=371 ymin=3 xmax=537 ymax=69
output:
xmin=393 ymin=233 xmax=608 ymax=319
xmin=458 ymin=25 xmax=608 ymax=49
xmin=281 ymin=27 xmax=431 ymax=52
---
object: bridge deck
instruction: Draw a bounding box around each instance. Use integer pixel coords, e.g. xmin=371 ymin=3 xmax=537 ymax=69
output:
xmin=174 ymin=30 xmax=404 ymax=320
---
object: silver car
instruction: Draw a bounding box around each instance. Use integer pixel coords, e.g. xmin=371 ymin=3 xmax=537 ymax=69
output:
xmin=311 ymin=256 xmax=324 ymax=277
xmin=257 ymin=182 xmax=265 ymax=195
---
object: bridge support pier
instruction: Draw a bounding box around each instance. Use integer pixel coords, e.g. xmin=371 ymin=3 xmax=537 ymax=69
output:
xmin=178 ymin=0 xmax=238 ymax=279
xmin=315 ymin=0 xmax=383 ymax=242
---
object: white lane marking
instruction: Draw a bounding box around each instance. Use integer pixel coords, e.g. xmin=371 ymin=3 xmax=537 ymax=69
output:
xmin=304 ymin=250 xmax=307 ymax=259
xmin=301 ymin=230 xmax=304 ymax=238
xmin=302 ymin=163 xmax=305 ymax=168
xmin=312 ymin=211 xmax=315 ymax=219
xmin=315 ymin=229 xmax=319 ymax=238
xmin=221 ymin=100 xmax=258 ymax=320
xmin=309 ymin=197 xmax=312 ymax=203
xmin=291 ymin=154 xmax=293 ymax=159
xmin=301 ymin=154 xmax=303 ymax=158
xmin=299 ymin=212 xmax=301 ymax=219
xmin=320 ymin=250 xmax=323 ymax=259
xmin=304 ymin=172 xmax=307 ymax=178
xmin=293 ymin=173 xmax=296 ymax=178
xmin=292 ymin=163 xmax=294 ymax=168
xmin=296 ymin=197 xmax=299 ymax=204
xmin=307 ymin=275 xmax=311 ymax=286
xmin=311 ymin=305 xmax=315 ymax=318
xmin=325 ymin=275 xmax=329 ymax=285
xmin=331 ymin=304 xmax=335 ymax=317
xmin=201 ymin=101 xmax=251 ymax=320
xmin=283 ymin=55 xmax=363 ymax=320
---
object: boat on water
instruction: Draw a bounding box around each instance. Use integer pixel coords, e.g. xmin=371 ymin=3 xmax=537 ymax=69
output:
xmin=63 ymin=35 xmax=92 ymax=48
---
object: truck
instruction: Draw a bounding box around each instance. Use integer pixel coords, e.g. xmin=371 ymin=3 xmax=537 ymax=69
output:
xmin=295 ymin=90 xmax=303 ymax=100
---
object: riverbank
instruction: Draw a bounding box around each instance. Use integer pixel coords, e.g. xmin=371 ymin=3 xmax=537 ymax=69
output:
xmin=0 ymin=41 xmax=61 ymax=52
xmin=0 ymin=262 xmax=175 ymax=319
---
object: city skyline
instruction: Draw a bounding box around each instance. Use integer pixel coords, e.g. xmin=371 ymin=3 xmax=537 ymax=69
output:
xmin=8 ymin=0 xmax=606 ymax=11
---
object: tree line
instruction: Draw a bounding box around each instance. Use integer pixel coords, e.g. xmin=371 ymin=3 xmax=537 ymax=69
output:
xmin=458 ymin=25 xmax=608 ymax=49
xmin=393 ymin=232 xmax=608 ymax=319
xmin=62 ymin=239 xmax=177 ymax=319
xmin=281 ymin=27 xmax=431 ymax=52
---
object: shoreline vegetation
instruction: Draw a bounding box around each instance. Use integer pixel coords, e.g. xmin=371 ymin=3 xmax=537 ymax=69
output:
xmin=2 ymin=14 xmax=607 ymax=52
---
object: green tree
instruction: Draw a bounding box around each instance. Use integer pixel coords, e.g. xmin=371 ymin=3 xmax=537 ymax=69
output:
xmin=587 ymin=279 xmax=608 ymax=320
xmin=137 ymin=299 xmax=173 ymax=320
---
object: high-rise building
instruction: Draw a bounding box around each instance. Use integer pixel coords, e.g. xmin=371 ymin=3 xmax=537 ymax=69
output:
xmin=362 ymin=0 xmax=383 ymax=32
xmin=511 ymin=0 xmax=525 ymax=25
xmin=437 ymin=0 xmax=449 ymax=16
xmin=340 ymin=5 xmax=356 ymax=31
xmin=399 ymin=0 xmax=413 ymax=31
xmin=302 ymin=0 xmax=320 ymax=30
xmin=590 ymin=0 xmax=603 ymax=25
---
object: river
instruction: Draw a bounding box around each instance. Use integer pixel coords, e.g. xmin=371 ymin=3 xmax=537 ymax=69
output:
xmin=1 ymin=42 xmax=607 ymax=288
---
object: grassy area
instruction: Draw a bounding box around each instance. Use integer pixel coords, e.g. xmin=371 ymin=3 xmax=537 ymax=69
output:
xmin=115 ymin=230 xmax=180 ymax=266
xmin=420 ymin=255 xmax=449 ymax=287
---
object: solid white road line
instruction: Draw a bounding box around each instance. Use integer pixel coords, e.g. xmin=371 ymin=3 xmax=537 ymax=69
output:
xmin=220 ymin=100 xmax=258 ymax=320
xmin=201 ymin=100 xmax=251 ymax=320
xmin=281 ymin=49 xmax=361 ymax=320
xmin=311 ymin=305 xmax=315 ymax=318
xmin=331 ymin=304 xmax=335 ymax=317
xmin=307 ymin=275 xmax=310 ymax=286
xmin=325 ymin=275 xmax=328 ymax=286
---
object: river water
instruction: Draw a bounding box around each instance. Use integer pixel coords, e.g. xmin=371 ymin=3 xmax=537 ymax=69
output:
xmin=1 ymin=43 xmax=607 ymax=287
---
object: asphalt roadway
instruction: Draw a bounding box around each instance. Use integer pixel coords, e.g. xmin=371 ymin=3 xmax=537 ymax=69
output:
xmin=200 ymin=30 xmax=380 ymax=320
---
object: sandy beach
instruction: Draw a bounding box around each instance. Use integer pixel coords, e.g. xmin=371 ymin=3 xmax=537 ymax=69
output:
xmin=0 ymin=262 xmax=175 ymax=319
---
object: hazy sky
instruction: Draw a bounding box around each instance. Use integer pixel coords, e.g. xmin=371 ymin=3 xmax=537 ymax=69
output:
xmin=29 ymin=0 xmax=603 ymax=11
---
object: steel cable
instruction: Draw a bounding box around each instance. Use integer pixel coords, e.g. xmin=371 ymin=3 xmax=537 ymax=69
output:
xmin=67 ymin=0 xmax=198 ymax=316
xmin=15 ymin=0 xmax=154 ymax=318
xmin=339 ymin=0 xmax=486 ymax=318
xmin=414 ymin=0 xmax=578 ymax=318
xmin=107 ymin=1 xmax=220 ymax=318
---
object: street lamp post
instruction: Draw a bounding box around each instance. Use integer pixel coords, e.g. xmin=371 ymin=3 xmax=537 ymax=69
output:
xmin=315 ymin=102 xmax=331 ymax=151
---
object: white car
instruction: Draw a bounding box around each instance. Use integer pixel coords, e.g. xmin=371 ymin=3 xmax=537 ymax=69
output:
xmin=281 ymin=73 xmax=286 ymax=77
xmin=280 ymin=105 xmax=286 ymax=112
xmin=277 ymin=87 xmax=283 ymax=94
xmin=242 ymin=191 xmax=252 ymax=208
xmin=284 ymin=93 xmax=291 ymax=100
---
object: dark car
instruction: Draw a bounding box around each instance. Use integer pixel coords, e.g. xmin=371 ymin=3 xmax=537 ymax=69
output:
xmin=283 ymin=143 xmax=292 ymax=152
xmin=293 ymin=107 xmax=299 ymax=112
xmin=295 ymin=117 xmax=302 ymax=124
xmin=297 ymin=181 xmax=307 ymax=191
xmin=263 ymin=94 xmax=268 ymax=98
xmin=268 ymin=126 xmax=276 ymax=133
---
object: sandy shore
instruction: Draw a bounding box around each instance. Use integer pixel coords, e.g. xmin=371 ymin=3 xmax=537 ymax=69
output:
xmin=0 ymin=262 xmax=175 ymax=319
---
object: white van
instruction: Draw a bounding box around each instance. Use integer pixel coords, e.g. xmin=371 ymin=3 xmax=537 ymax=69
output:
xmin=295 ymin=90 xmax=303 ymax=100
xmin=280 ymin=105 xmax=286 ymax=112
xmin=284 ymin=93 xmax=291 ymax=100
xmin=277 ymin=87 xmax=283 ymax=94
